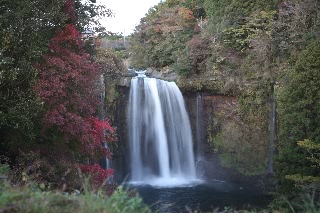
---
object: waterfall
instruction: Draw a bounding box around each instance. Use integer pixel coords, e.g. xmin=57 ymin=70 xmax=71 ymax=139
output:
xmin=98 ymin=75 xmax=112 ymax=175
xmin=128 ymin=77 xmax=197 ymax=185
xmin=196 ymin=92 xmax=205 ymax=160
xmin=103 ymin=143 xmax=112 ymax=169
xmin=268 ymin=82 xmax=276 ymax=174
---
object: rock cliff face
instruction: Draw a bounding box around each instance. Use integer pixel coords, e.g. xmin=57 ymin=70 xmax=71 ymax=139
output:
xmin=184 ymin=92 xmax=237 ymax=157
xmin=183 ymin=92 xmax=245 ymax=181
xmin=111 ymin=86 xmax=130 ymax=182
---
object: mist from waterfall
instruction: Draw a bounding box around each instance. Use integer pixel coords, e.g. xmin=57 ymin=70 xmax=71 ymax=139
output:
xmin=127 ymin=78 xmax=197 ymax=186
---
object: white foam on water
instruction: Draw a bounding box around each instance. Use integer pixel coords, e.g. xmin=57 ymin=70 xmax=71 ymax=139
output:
xmin=129 ymin=177 xmax=202 ymax=188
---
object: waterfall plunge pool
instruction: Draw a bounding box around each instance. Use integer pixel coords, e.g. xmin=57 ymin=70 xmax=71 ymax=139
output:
xmin=125 ymin=179 xmax=272 ymax=212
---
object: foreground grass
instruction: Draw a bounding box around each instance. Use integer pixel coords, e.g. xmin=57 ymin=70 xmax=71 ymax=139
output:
xmin=1 ymin=183 xmax=319 ymax=213
xmin=0 ymin=182 xmax=150 ymax=213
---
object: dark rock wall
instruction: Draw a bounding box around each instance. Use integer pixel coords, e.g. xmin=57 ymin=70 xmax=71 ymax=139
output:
xmin=111 ymin=86 xmax=130 ymax=182
xmin=184 ymin=92 xmax=237 ymax=157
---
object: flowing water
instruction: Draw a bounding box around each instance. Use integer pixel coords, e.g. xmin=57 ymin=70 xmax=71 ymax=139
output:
xmin=128 ymin=77 xmax=196 ymax=185
xmin=196 ymin=91 xmax=205 ymax=161
xmin=268 ymin=83 xmax=276 ymax=174
xmin=98 ymin=75 xmax=112 ymax=171
xmin=126 ymin=77 xmax=271 ymax=211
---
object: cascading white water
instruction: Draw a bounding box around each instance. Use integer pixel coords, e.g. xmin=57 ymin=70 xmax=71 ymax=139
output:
xmin=128 ymin=77 xmax=197 ymax=186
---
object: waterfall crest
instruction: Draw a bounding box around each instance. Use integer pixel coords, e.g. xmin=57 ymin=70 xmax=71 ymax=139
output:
xmin=128 ymin=78 xmax=197 ymax=186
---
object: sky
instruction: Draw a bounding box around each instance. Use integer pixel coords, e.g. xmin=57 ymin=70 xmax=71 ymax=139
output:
xmin=98 ymin=0 xmax=163 ymax=35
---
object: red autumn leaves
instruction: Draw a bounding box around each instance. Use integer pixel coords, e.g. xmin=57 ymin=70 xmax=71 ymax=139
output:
xmin=35 ymin=23 xmax=114 ymax=179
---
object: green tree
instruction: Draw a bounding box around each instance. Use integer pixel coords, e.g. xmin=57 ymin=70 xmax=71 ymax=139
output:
xmin=204 ymin=0 xmax=279 ymax=35
xmin=170 ymin=48 xmax=192 ymax=76
xmin=129 ymin=3 xmax=196 ymax=70
xmin=0 ymin=0 xmax=67 ymax=151
xmin=285 ymin=139 xmax=320 ymax=184
xmin=276 ymin=40 xmax=320 ymax=192
xmin=271 ymin=0 xmax=320 ymax=62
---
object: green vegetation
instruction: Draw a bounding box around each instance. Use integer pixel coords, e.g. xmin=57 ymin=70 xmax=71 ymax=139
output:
xmin=0 ymin=161 xmax=150 ymax=213
xmin=276 ymin=41 xmax=320 ymax=194
xmin=128 ymin=2 xmax=196 ymax=71
xmin=214 ymin=122 xmax=268 ymax=175
xmin=0 ymin=179 xmax=150 ymax=213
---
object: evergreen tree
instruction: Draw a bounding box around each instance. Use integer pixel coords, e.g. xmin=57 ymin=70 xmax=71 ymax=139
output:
xmin=276 ymin=40 xmax=320 ymax=192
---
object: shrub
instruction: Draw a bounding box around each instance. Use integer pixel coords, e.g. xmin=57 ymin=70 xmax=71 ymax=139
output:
xmin=0 ymin=184 xmax=150 ymax=213
xmin=105 ymin=186 xmax=150 ymax=213
xmin=79 ymin=164 xmax=114 ymax=188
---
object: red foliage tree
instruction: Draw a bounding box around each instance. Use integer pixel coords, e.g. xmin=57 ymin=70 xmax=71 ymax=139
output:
xmin=79 ymin=164 xmax=114 ymax=187
xmin=35 ymin=23 xmax=114 ymax=159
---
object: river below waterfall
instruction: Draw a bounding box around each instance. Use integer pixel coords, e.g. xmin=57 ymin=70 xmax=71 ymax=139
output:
xmin=127 ymin=180 xmax=272 ymax=212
